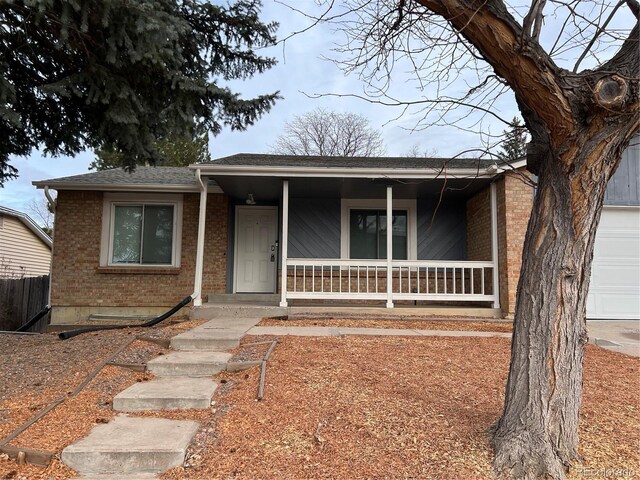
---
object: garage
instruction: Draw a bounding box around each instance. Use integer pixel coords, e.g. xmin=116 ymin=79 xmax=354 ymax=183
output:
xmin=587 ymin=206 xmax=640 ymax=320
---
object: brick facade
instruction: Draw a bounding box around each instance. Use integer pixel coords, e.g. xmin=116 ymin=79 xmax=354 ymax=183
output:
xmin=51 ymin=190 xmax=227 ymax=323
xmin=496 ymin=172 xmax=535 ymax=316
xmin=465 ymin=173 xmax=535 ymax=316
xmin=466 ymin=189 xmax=492 ymax=262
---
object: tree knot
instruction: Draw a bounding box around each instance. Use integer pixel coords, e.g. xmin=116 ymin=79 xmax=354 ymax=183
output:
xmin=593 ymin=75 xmax=628 ymax=109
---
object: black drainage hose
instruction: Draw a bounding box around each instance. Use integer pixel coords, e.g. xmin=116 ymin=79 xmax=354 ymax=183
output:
xmin=58 ymin=295 xmax=193 ymax=340
xmin=16 ymin=305 xmax=51 ymax=333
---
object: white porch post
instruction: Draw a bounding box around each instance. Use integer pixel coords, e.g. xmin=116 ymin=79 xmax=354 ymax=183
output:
xmin=490 ymin=182 xmax=501 ymax=310
xmin=279 ymin=180 xmax=289 ymax=307
xmin=386 ymin=185 xmax=394 ymax=308
xmin=193 ymin=170 xmax=208 ymax=307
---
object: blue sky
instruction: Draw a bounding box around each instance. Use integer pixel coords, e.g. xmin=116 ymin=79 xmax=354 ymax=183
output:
xmin=0 ymin=0 xmax=632 ymax=215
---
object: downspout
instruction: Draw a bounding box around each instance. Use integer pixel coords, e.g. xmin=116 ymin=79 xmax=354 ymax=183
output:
xmin=43 ymin=186 xmax=56 ymax=307
xmin=192 ymin=168 xmax=207 ymax=306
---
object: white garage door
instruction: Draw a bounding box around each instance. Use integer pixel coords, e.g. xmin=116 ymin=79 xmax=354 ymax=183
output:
xmin=587 ymin=207 xmax=640 ymax=319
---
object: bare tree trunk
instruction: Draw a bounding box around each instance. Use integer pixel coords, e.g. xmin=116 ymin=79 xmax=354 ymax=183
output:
xmin=491 ymin=133 xmax=628 ymax=479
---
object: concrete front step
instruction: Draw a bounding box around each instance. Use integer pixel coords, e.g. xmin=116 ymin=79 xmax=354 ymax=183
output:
xmin=62 ymin=415 xmax=198 ymax=475
xmin=113 ymin=377 xmax=218 ymax=412
xmin=190 ymin=303 xmax=287 ymax=320
xmin=207 ymin=293 xmax=280 ymax=304
xmin=170 ymin=329 xmax=242 ymax=350
xmin=147 ymin=350 xmax=232 ymax=377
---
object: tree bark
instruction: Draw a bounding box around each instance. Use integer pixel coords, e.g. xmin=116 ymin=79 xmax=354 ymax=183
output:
xmin=391 ymin=4 xmax=638 ymax=477
xmin=492 ymin=123 xmax=637 ymax=479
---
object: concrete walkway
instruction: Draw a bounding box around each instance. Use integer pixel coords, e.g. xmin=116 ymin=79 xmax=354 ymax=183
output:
xmin=247 ymin=325 xmax=512 ymax=338
xmin=587 ymin=320 xmax=640 ymax=357
xmin=250 ymin=321 xmax=640 ymax=357
xmin=63 ymin=316 xmax=263 ymax=479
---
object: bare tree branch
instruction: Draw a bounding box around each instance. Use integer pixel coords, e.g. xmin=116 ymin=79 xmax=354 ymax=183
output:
xmin=573 ymin=0 xmax=627 ymax=72
xmin=270 ymin=108 xmax=386 ymax=157
xmin=522 ymin=0 xmax=548 ymax=42
xmin=305 ymin=88 xmax=516 ymax=126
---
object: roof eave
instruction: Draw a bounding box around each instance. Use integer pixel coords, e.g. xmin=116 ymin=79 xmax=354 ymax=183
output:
xmin=191 ymin=164 xmax=498 ymax=179
xmin=497 ymin=159 xmax=527 ymax=172
xmin=32 ymin=182 xmax=223 ymax=193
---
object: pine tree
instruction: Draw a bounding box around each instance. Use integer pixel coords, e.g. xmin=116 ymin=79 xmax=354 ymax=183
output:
xmin=497 ymin=117 xmax=528 ymax=164
xmin=0 ymin=0 xmax=279 ymax=183
xmin=90 ymin=126 xmax=212 ymax=170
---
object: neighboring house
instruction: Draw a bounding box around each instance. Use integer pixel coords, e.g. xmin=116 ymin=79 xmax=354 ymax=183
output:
xmin=0 ymin=206 xmax=53 ymax=279
xmin=33 ymin=143 xmax=639 ymax=325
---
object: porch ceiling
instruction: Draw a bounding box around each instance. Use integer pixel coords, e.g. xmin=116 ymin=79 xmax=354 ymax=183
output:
xmin=209 ymin=175 xmax=493 ymax=201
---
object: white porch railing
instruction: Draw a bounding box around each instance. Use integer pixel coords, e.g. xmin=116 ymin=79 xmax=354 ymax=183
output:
xmin=285 ymin=259 xmax=496 ymax=304
xmin=392 ymin=260 xmax=495 ymax=301
xmin=286 ymin=259 xmax=388 ymax=300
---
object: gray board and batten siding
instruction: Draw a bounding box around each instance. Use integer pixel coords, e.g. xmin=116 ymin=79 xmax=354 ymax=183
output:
xmin=417 ymin=198 xmax=467 ymax=260
xmin=286 ymin=196 xmax=467 ymax=261
xmin=288 ymin=198 xmax=341 ymax=258
xmin=604 ymin=138 xmax=640 ymax=206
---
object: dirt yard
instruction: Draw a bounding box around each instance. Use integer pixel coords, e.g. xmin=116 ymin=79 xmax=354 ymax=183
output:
xmin=0 ymin=328 xmax=637 ymax=480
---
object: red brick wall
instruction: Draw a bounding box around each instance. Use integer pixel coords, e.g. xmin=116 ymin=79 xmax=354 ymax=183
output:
xmin=497 ymin=172 xmax=534 ymax=315
xmin=51 ymin=190 xmax=227 ymax=310
xmin=466 ymin=188 xmax=492 ymax=261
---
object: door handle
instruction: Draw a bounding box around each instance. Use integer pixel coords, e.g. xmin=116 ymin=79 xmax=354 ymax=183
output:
xmin=270 ymin=254 xmax=275 ymax=262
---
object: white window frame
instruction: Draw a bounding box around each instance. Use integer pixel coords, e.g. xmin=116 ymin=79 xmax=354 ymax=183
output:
xmin=340 ymin=198 xmax=417 ymax=260
xmin=100 ymin=193 xmax=183 ymax=268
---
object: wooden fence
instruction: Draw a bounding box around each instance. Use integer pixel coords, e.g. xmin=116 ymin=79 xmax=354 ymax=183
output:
xmin=0 ymin=275 xmax=50 ymax=332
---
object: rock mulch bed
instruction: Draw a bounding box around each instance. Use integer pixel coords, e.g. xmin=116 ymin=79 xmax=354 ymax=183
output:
xmin=259 ymin=317 xmax=514 ymax=332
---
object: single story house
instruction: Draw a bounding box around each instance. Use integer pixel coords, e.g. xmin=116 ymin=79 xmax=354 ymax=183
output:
xmin=33 ymin=145 xmax=639 ymax=325
xmin=0 ymin=205 xmax=52 ymax=279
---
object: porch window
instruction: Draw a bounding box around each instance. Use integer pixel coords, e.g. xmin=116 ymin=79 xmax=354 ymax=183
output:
xmin=349 ymin=209 xmax=408 ymax=259
xmin=111 ymin=205 xmax=174 ymax=264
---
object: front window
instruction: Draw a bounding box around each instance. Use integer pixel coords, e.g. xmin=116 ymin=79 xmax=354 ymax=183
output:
xmin=349 ymin=209 xmax=407 ymax=259
xmin=111 ymin=204 xmax=175 ymax=265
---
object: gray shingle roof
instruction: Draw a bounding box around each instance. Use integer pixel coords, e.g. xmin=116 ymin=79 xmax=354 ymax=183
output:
xmin=34 ymin=155 xmax=506 ymax=190
xmin=33 ymin=166 xmax=198 ymax=188
xmin=204 ymin=153 xmax=496 ymax=170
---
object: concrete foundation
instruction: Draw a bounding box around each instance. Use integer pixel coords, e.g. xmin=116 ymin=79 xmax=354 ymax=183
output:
xmin=50 ymin=306 xmax=189 ymax=325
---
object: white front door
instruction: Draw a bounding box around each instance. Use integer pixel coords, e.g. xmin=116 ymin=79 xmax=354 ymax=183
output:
xmin=235 ymin=206 xmax=278 ymax=293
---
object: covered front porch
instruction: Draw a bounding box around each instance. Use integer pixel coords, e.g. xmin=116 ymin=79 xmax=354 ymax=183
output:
xmin=193 ymin=161 xmax=502 ymax=313
xmin=279 ymin=178 xmax=500 ymax=310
